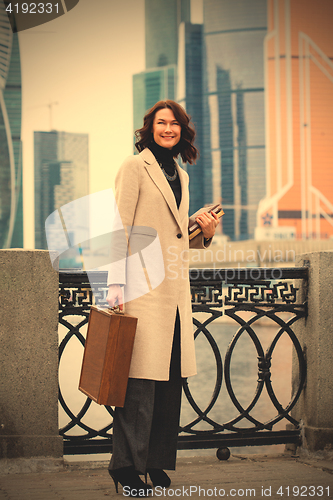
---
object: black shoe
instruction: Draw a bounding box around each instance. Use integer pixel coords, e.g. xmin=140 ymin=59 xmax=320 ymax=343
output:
xmin=147 ymin=468 xmax=171 ymax=488
xmin=109 ymin=467 xmax=152 ymax=497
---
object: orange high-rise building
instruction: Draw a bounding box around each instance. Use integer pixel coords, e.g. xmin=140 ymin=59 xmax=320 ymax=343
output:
xmin=256 ymin=0 xmax=333 ymax=239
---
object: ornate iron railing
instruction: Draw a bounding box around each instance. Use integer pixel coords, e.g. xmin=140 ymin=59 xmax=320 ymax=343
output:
xmin=58 ymin=267 xmax=307 ymax=456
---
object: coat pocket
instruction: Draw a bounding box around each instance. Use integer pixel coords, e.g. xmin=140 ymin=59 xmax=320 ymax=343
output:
xmin=124 ymin=226 xmax=165 ymax=302
xmin=127 ymin=226 xmax=157 ymax=254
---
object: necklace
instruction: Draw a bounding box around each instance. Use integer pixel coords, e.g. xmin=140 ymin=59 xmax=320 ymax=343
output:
xmin=159 ymin=162 xmax=178 ymax=181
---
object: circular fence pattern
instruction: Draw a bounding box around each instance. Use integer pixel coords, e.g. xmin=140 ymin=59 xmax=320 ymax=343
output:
xmin=58 ymin=269 xmax=307 ymax=453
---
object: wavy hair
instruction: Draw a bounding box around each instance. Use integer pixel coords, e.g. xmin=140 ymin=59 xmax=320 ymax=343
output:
xmin=134 ymin=100 xmax=199 ymax=164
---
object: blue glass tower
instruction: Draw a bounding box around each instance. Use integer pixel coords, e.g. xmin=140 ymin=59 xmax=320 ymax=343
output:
xmin=133 ymin=0 xmax=267 ymax=239
xmin=133 ymin=0 xmax=190 ymax=138
xmin=133 ymin=65 xmax=177 ymax=134
xmin=178 ymin=22 xmax=207 ymax=215
xmin=203 ymin=0 xmax=267 ymax=240
xmin=133 ymin=1 xmax=209 ymax=215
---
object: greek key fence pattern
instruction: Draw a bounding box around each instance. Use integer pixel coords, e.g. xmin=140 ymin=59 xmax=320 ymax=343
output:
xmin=58 ymin=267 xmax=307 ymax=455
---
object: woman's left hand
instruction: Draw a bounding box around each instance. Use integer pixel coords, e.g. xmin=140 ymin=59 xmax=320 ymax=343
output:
xmin=195 ymin=211 xmax=220 ymax=239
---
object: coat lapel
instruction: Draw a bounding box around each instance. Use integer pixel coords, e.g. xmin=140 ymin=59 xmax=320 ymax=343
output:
xmin=140 ymin=148 xmax=185 ymax=231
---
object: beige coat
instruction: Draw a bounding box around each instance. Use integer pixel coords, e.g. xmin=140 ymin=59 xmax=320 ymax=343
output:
xmin=107 ymin=148 xmax=210 ymax=380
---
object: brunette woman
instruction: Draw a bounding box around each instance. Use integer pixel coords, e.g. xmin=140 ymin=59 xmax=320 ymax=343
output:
xmin=106 ymin=100 xmax=219 ymax=497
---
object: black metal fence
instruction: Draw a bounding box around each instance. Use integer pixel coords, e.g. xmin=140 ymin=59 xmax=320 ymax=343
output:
xmin=58 ymin=267 xmax=307 ymax=456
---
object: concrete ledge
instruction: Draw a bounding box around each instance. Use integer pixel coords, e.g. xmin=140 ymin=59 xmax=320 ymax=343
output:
xmin=298 ymin=453 xmax=333 ymax=470
xmin=0 ymin=436 xmax=63 ymax=460
xmin=303 ymin=427 xmax=333 ymax=453
xmin=64 ymin=459 xmax=110 ymax=471
xmin=0 ymin=456 xmax=64 ymax=475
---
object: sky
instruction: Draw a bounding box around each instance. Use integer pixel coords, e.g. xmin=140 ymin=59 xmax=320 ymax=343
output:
xmin=18 ymin=0 xmax=203 ymax=248
xmin=19 ymin=0 xmax=145 ymax=248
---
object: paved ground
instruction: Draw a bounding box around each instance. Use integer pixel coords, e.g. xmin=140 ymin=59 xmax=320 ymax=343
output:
xmin=1 ymin=454 xmax=333 ymax=500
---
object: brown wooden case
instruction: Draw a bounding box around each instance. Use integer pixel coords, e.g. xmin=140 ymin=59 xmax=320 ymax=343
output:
xmin=79 ymin=306 xmax=137 ymax=407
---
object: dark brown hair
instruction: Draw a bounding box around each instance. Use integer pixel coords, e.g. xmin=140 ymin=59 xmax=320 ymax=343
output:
xmin=134 ymin=100 xmax=199 ymax=164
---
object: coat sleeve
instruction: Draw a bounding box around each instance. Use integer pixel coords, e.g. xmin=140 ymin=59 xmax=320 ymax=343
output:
xmin=107 ymin=156 xmax=140 ymax=286
xmin=189 ymin=232 xmax=212 ymax=249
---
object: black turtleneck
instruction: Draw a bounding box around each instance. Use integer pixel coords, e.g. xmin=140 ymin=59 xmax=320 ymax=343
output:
xmin=149 ymin=141 xmax=182 ymax=209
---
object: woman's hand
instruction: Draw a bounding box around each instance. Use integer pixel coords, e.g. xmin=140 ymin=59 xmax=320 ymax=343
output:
xmin=106 ymin=284 xmax=123 ymax=311
xmin=195 ymin=211 xmax=220 ymax=239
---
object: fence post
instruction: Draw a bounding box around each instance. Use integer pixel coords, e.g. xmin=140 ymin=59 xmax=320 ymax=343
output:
xmin=0 ymin=250 xmax=63 ymax=473
xmin=292 ymin=251 xmax=333 ymax=454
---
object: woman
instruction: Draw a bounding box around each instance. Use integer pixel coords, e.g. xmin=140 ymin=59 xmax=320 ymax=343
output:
xmin=106 ymin=100 xmax=219 ymax=496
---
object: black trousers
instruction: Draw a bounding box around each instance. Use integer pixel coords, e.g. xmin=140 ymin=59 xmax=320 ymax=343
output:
xmin=109 ymin=310 xmax=182 ymax=474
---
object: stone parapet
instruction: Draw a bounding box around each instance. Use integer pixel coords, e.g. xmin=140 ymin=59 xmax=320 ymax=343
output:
xmin=292 ymin=251 xmax=333 ymax=453
xmin=0 ymin=250 xmax=63 ymax=466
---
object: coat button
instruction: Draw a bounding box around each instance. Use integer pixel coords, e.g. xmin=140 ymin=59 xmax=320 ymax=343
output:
xmin=177 ymin=233 xmax=182 ymax=239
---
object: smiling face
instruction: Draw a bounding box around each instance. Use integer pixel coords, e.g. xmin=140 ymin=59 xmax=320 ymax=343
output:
xmin=152 ymin=108 xmax=182 ymax=150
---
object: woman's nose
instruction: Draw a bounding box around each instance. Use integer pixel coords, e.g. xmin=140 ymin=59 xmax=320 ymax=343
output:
xmin=164 ymin=123 xmax=171 ymax=132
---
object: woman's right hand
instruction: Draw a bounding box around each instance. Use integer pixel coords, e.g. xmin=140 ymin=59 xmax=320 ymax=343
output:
xmin=106 ymin=284 xmax=123 ymax=311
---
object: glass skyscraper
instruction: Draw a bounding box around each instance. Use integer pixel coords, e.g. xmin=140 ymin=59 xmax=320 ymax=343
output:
xmin=178 ymin=22 xmax=207 ymax=215
xmin=203 ymin=0 xmax=267 ymax=240
xmin=133 ymin=0 xmax=267 ymax=239
xmin=145 ymin=0 xmax=190 ymax=68
xmin=133 ymin=0 xmax=207 ymax=215
xmin=0 ymin=6 xmax=23 ymax=248
xmin=133 ymin=65 xmax=176 ymax=133
xmin=133 ymin=0 xmax=190 ymax=141
xmin=34 ymin=131 xmax=89 ymax=250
